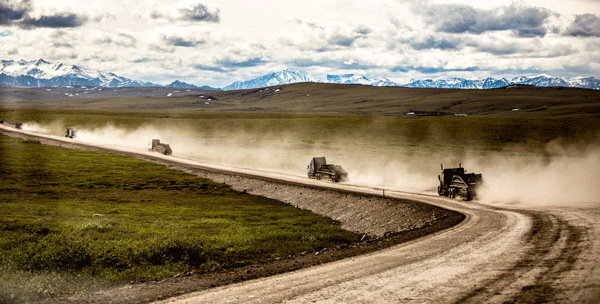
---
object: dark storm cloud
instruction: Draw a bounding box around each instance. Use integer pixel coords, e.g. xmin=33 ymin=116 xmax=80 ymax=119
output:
xmin=0 ymin=0 xmax=28 ymax=25
xmin=564 ymin=14 xmax=600 ymax=37
xmin=423 ymin=3 xmax=552 ymax=37
xmin=19 ymin=13 xmax=87 ymax=29
xmin=0 ymin=0 xmax=88 ymax=29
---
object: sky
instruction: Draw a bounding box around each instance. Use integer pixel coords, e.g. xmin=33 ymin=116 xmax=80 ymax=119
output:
xmin=1 ymin=0 xmax=599 ymax=87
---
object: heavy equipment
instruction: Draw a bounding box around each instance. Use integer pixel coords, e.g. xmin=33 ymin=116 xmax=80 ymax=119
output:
xmin=65 ymin=128 xmax=76 ymax=138
xmin=438 ymin=163 xmax=482 ymax=201
xmin=150 ymin=139 xmax=172 ymax=155
xmin=307 ymin=157 xmax=348 ymax=182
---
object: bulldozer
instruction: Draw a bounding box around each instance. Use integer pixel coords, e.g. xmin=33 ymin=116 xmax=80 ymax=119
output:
xmin=307 ymin=157 xmax=348 ymax=182
xmin=150 ymin=139 xmax=172 ymax=155
xmin=438 ymin=163 xmax=482 ymax=201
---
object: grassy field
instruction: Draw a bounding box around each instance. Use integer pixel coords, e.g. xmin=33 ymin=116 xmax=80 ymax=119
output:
xmin=1 ymin=107 xmax=598 ymax=156
xmin=2 ymin=83 xmax=600 ymax=117
xmin=0 ymin=135 xmax=359 ymax=302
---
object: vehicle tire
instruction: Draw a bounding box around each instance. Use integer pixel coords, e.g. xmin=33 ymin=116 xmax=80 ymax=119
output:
xmin=438 ymin=186 xmax=444 ymax=196
xmin=464 ymin=190 xmax=473 ymax=201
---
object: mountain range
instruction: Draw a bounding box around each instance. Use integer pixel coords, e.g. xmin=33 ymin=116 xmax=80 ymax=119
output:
xmin=1 ymin=59 xmax=599 ymax=91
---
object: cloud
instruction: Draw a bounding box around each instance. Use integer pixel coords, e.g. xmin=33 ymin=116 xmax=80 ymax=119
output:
xmin=0 ymin=29 xmax=13 ymax=36
xmin=391 ymin=66 xmax=479 ymax=74
xmin=0 ymin=0 xmax=88 ymax=29
xmin=276 ymin=17 xmax=373 ymax=51
xmin=153 ymin=26 xmax=212 ymax=47
xmin=421 ymin=2 xmax=553 ymax=38
xmin=0 ymin=0 xmax=27 ymax=25
xmin=162 ymin=34 xmax=205 ymax=47
xmin=410 ymin=36 xmax=462 ymax=50
xmin=152 ymin=0 xmax=219 ymax=23
xmin=18 ymin=13 xmax=87 ymax=29
xmin=217 ymin=57 xmax=266 ymax=68
xmin=93 ymin=30 xmax=137 ymax=48
xmin=564 ymin=14 xmax=600 ymax=37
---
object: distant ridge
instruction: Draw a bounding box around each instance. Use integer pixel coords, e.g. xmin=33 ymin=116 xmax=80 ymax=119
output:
xmin=0 ymin=59 xmax=157 ymax=88
xmin=166 ymin=80 xmax=221 ymax=91
xmin=224 ymin=69 xmax=600 ymax=90
xmin=2 ymin=59 xmax=598 ymax=90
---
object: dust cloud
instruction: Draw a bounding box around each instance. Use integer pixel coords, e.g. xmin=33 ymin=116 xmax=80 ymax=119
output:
xmin=474 ymin=143 xmax=600 ymax=207
xmin=20 ymin=121 xmax=600 ymax=207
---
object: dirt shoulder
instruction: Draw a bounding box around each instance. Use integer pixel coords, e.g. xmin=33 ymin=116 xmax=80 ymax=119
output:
xmin=0 ymin=128 xmax=464 ymax=304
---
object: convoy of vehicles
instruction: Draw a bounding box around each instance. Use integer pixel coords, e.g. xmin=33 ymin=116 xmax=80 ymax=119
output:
xmin=4 ymin=119 xmax=485 ymax=200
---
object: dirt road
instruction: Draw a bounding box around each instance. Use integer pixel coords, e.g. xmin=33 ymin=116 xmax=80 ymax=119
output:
xmin=153 ymin=201 xmax=599 ymax=304
xmin=2 ymin=124 xmax=599 ymax=303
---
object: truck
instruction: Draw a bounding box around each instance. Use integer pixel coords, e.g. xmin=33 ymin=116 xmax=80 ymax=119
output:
xmin=150 ymin=139 xmax=172 ymax=155
xmin=307 ymin=157 xmax=348 ymax=182
xmin=438 ymin=163 xmax=482 ymax=201
xmin=65 ymin=128 xmax=76 ymax=138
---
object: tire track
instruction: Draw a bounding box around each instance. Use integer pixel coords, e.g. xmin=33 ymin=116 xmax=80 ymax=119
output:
xmin=453 ymin=210 xmax=584 ymax=303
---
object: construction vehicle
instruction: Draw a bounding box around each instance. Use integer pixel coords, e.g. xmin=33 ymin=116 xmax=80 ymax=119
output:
xmin=438 ymin=163 xmax=482 ymax=201
xmin=307 ymin=157 xmax=348 ymax=182
xmin=150 ymin=139 xmax=172 ymax=155
xmin=65 ymin=128 xmax=76 ymax=138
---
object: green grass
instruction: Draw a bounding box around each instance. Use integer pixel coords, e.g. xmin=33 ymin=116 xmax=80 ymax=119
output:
xmin=0 ymin=135 xmax=359 ymax=302
xmin=3 ymin=83 xmax=600 ymax=118
xmin=1 ymin=107 xmax=598 ymax=156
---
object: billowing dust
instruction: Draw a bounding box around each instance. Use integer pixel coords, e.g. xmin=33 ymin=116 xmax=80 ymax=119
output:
xmin=22 ymin=122 xmax=600 ymax=208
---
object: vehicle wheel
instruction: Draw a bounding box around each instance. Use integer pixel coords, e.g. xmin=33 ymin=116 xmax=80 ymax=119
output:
xmin=464 ymin=190 xmax=472 ymax=201
xmin=316 ymin=174 xmax=321 ymax=180
xmin=438 ymin=186 xmax=444 ymax=196
xmin=449 ymin=189 xmax=456 ymax=198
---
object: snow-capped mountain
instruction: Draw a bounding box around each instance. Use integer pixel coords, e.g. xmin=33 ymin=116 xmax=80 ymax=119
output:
xmin=223 ymin=69 xmax=398 ymax=90
xmin=402 ymin=75 xmax=599 ymax=90
xmin=3 ymin=59 xmax=598 ymax=90
xmin=166 ymin=80 xmax=221 ymax=91
xmin=327 ymin=74 xmax=373 ymax=85
xmin=223 ymin=69 xmax=599 ymax=90
xmin=403 ymin=77 xmax=511 ymax=89
xmin=223 ymin=69 xmax=319 ymax=90
xmin=0 ymin=59 xmax=156 ymax=88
